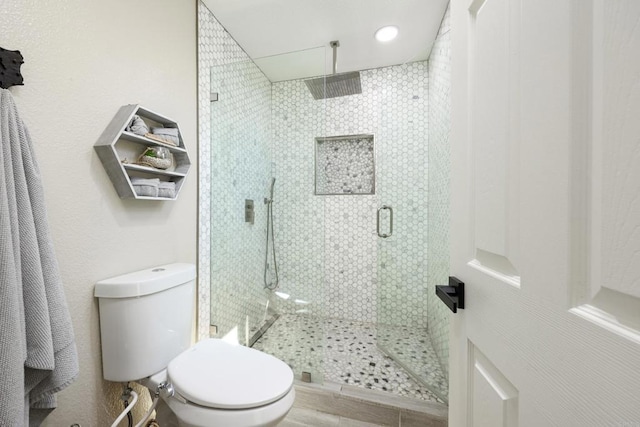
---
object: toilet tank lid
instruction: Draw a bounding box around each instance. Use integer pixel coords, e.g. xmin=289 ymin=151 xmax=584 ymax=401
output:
xmin=94 ymin=263 xmax=196 ymax=298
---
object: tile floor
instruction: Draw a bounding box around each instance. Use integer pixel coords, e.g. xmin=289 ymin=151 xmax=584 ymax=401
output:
xmin=252 ymin=314 xmax=447 ymax=404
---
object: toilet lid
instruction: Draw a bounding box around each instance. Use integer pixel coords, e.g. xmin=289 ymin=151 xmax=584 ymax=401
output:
xmin=167 ymin=338 xmax=294 ymax=410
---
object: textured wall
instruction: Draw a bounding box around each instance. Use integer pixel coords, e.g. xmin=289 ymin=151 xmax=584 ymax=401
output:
xmin=427 ymin=4 xmax=452 ymax=379
xmin=272 ymin=63 xmax=429 ymax=326
xmin=0 ymin=0 xmax=197 ymax=425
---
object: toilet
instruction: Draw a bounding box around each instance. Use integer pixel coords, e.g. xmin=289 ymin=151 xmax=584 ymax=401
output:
xmin=95 ymin=263 xmax=295 ymax=427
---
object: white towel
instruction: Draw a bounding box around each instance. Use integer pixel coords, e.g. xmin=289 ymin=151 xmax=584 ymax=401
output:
xmin=0 ymin=88 xmax=78 ymax=425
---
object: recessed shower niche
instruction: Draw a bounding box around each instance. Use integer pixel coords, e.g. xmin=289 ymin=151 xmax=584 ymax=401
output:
xmin=314 ymin=134 xmax=375 ymax=195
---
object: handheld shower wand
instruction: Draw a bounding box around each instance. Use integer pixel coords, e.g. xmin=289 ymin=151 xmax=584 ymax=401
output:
xmin=265 ymin=177 xmax=276 ymax=204
xmin=264 ymin=178 xmax=279 ymax=290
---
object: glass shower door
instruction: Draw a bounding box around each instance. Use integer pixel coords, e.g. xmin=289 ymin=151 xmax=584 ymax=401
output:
xmin=375 ymin=62 xmax=448 ymax=402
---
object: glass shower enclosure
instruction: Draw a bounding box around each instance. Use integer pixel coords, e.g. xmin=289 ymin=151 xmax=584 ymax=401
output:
xmin=208 ymin=47 xmax=449 ymax=402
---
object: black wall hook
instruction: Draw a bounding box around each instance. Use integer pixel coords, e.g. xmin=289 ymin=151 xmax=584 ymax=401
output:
xmin=0 ymin=47 xmax=25 ymax=89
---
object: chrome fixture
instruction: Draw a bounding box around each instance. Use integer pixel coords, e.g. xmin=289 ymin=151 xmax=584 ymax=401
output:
xmin=245 ymin=199 xmax=255 ymax=224
xmin=304 ymin=40 xmax=362 ymax=100
xmin=157 ymin=381 xmax=175 ymax=399
xmin=264 ymin=178 xmax=279 ymax=290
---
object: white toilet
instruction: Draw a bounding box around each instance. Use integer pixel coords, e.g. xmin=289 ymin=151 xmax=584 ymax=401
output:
xmin=95 ymin=263 xmax=295 ymax=427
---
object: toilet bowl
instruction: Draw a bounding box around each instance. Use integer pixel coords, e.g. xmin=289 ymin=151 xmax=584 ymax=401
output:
xmin=150 ymin=338 xmax=295 ymax=427
xmin=162 ymin=387 xmax=295 ymax=427
xmin=94 ymin=264 xmax=295 ymax=427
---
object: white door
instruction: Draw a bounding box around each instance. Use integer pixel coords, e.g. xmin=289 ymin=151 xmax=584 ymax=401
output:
xmin=449 ymin=0 xmax=640 ymax=426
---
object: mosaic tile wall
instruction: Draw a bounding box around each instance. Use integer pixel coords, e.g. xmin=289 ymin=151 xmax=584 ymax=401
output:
xmin=427 ymin=4 xmax=452 ymax=379
xmin=271 ymin=62 xmax=429 ymax=326
xmin=268 ymin=79 xmax=326 ymax=318
xmin=324 ymin=196 xmax=377 ymax=321
xmin=198 ymin=3 xmax=273 ymax=342
xmin=315 ymin=135 xmax=375 ymax=195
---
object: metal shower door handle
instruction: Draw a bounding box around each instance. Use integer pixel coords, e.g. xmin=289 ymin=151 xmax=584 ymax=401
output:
xmin=377 ymin=205 xmax=393 ymax=238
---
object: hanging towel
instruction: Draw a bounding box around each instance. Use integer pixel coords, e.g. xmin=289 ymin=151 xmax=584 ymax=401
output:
xmin=0 ymin=88 xmax=79 ymax=426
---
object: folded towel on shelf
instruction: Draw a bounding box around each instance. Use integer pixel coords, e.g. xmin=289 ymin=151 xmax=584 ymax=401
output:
xmin=158 ymin=181 xmax=176 ymax=199
xmin=130 ymin=177 xmax=159 ymax=197
xmin=125 ymin=115 xmax=149 ymax=136
xmin=144 ymin=127 xmax=179 ymax=146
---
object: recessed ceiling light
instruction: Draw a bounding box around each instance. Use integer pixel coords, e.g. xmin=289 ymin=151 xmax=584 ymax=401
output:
xmin=375 ymin=25 xmax=399 ymax=42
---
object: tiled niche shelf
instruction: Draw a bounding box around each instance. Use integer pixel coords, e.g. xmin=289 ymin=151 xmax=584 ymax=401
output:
xmin=315 ymin=134 xmax=375 ymax=195
xmin=94 ymin=104 xmax=191 ymax=200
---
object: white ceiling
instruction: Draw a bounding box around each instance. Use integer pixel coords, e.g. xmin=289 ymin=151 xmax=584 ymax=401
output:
xmin=202 ymin=0 xmax=450 ymax=82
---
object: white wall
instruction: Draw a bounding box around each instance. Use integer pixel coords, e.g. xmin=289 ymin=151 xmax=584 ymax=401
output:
xmin=0 ymin=0 xmax=197 ymax=425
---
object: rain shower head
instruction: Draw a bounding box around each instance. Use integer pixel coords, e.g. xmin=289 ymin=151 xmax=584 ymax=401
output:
xmin=305 ymin=72 xmax=362 ymax=100
xmin=304 ymin=40 xmax=362 ymax=100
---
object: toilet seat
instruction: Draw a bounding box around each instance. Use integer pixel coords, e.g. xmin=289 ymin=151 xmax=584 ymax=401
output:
xmin=167 ymin=338 xmax=294 ymax=410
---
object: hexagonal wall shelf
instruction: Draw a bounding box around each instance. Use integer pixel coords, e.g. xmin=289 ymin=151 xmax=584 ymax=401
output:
xmin=94 ymin=104 xmax=191 ymax=200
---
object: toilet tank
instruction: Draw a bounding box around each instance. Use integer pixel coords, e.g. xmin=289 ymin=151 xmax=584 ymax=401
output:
xmin=95 ymin=263 xmax=196 ymax=382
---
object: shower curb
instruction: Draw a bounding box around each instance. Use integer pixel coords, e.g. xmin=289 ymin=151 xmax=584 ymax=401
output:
xmin=293 ymin=380 xmax=448 ymax=427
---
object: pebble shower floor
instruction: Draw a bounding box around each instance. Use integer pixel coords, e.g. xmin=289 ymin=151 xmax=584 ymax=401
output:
xmin=252 ymin=313 xmax=448 ymax=404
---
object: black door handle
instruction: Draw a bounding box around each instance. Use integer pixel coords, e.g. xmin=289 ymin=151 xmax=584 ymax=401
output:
xmin=436 ymin=276 xmax=465 ymax=313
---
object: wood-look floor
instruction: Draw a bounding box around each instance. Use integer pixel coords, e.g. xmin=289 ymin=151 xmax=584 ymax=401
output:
xmin=280 ymin=407 xmax=386 ymax=426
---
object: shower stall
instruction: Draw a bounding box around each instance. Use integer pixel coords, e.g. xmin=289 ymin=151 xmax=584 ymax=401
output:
xmin=204 ymin=6 xmax=451 ymax=406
